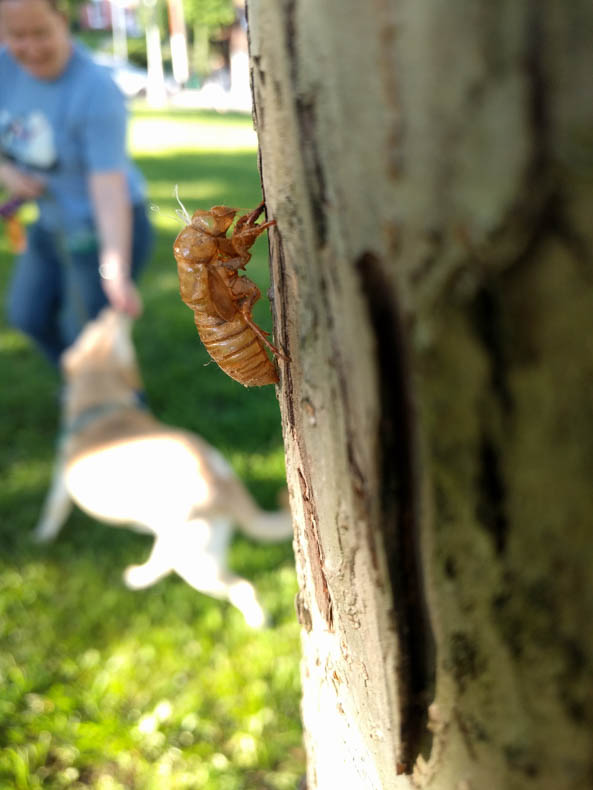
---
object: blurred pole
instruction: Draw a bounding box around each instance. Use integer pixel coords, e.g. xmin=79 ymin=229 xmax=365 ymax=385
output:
xmin=110 ymin=0 xmax=128 ymax=61
xmin=142 ymin=0 xmax=167 ymax=107
xmin=229 ymin=3 xmax=251 ymax=111
xmin=167 ymin=0 xmax=189 ymax=86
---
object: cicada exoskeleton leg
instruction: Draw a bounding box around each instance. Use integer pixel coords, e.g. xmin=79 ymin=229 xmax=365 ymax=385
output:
xmin=225 ymin=273 xmax=289 ymax=362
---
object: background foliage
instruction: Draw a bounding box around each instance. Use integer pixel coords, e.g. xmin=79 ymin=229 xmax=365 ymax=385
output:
xmin=0 ymin=106 xmax=303 ymax=789
xmin=72 ymin=0 xmax=237 ymax=79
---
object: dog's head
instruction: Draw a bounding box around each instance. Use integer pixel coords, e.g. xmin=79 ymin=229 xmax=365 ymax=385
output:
xmin=61 ymin=308 xmax=141 ymax=391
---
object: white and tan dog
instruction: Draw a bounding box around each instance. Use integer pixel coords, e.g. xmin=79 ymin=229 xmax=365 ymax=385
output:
xmin=33 ymin=308 xmax=292 ymax=627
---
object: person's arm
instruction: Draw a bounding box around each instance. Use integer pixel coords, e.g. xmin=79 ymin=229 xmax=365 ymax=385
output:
xmin=0 ymin=159 xmax=45 ymax=199
xmin=88 ymin=170 xmax=142 ymax=317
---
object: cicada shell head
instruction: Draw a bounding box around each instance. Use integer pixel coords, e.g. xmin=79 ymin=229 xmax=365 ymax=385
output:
xmin=173 ymin=223 xmax=218 ymax=266
xmin=191 ymin=206 xmax=236 ymax=237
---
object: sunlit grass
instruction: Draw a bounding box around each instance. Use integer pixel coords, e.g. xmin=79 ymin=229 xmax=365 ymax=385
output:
xmin=0 ymin=328 xmax=29 ymax=352
xmin=0 ymin=106 xmax=302 ymax=789
xmin=146 ymin=176 xmax=233 ymax=206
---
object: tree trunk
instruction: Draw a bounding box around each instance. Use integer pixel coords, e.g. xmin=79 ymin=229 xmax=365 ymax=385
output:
xmin=246 ymin=1 xmax=593 ymax=787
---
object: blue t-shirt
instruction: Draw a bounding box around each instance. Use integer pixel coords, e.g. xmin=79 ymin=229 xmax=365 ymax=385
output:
xmin=0 ymin=42 xmax=145 ymax=234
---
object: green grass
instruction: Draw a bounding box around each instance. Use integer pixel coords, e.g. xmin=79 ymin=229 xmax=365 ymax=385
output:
xmin=0 ymin=107 xmax=303 ymax=789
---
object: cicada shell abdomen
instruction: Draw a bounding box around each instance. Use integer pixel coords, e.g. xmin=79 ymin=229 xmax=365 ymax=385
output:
xmin=195 ymin=305 xmax=279 ymax=387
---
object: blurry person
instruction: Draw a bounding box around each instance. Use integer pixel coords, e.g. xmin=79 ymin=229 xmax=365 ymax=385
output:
xmin=0 ymin=0 xmax=153 ymax=365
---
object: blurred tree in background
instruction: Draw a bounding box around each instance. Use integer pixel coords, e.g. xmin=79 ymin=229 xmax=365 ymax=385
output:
xmin=183 ymin=0 xmax=235 ymax=80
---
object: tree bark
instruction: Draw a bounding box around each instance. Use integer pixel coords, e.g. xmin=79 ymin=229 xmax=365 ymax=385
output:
xmin=247 ymin=1 xmax=593 ymax=787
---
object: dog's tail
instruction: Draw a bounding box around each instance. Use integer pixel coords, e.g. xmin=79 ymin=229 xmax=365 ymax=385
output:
xmin=238 ymin=507 xmax=294 ymax=542
xmin=222 ymin=479 xmax=293 ymax=542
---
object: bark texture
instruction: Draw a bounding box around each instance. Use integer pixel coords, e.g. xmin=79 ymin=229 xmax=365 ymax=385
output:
xmin=247 ymin=1 xmax=593 ymax=787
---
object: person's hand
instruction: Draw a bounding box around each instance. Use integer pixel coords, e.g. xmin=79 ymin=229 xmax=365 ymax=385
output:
xmin=100 ymin=269 xmax=143 ymax=318
xmin=0 ymin=161 xmax=45 ymax=200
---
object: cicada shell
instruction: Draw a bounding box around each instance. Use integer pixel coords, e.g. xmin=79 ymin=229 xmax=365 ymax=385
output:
xmin=173 ymin=200 xmax=285 ymax=387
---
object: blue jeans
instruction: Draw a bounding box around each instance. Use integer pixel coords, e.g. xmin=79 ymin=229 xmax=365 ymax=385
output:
xmin=6 ymin=204 xmax=153 ymax=366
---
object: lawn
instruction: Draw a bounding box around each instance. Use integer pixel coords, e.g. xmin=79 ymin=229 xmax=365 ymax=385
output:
xmin=0 ymin=106 xmax=303 ymax=789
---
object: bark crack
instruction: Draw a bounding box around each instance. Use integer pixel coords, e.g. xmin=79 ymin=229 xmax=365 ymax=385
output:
xmin=293 ymin=96 xmax=329 ymax=247
xmin=470 ymin=283 xmax=511 ymax=555
xmin=476 ymin=436 xmax=509 ymax=555
xmin=269 ymin=231 xmax=295 ymax=427
xmin=356 ymin=252 xmax=436 ymax=774
xmin=284 ymin=1 xmax=329 ymax=248
xmin=297 ymin=467 xmax=334 ymax=630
